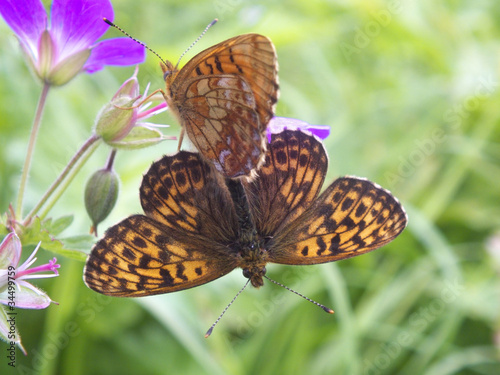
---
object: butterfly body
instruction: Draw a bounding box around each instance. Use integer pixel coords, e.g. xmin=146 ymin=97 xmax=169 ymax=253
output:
xmin=160 ymin=33 xmax=279 ymax=179
xmin=226 ymin=178 xmax=268 ymax=287
xmin=84 ymin=130 xmax=407 ymax=298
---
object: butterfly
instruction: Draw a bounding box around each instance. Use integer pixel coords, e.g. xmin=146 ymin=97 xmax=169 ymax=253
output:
xmin=160 ymin=33 xmax=279 ymax=179
xmin=84 ymin=130 xmax=407 ymax=298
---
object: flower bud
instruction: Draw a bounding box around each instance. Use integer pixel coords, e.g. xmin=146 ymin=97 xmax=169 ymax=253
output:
xmin=95 ymin=97 xmax=138 ymax=142
xmin=94 ymin=74 xmax=140 ymax=143
xmin=84 ymin=168 xmax=119 ymax=235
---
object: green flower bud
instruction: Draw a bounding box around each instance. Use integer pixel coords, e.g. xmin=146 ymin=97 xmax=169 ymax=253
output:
xmin=95 ymin=97 xmax=137 ymax=142
xmin=84 ymin=168 xmax=119 ymax=235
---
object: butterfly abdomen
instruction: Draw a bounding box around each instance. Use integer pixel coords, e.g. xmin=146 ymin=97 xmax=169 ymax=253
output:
xmin=225 ymin=178 xmax=268 ymax=287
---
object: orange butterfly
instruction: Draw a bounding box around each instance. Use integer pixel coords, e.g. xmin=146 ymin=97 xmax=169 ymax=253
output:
xmin=84 ymin=130 xmax=407 ymax=299
xmin=161 ymin=33 xmax=279 ymax=179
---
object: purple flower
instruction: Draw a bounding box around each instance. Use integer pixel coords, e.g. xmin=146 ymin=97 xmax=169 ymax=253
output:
xmin=0 ymin=0 xmax=145 ymax=85
xmin=267 ymin=117 xmax=331 ymax=143
xmin=0 ymin=232 xmax=60 ymax=354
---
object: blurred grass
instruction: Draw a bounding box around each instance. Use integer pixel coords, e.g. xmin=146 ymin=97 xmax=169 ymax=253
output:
xmin=1 ymin=0 xmax=500 ymax=374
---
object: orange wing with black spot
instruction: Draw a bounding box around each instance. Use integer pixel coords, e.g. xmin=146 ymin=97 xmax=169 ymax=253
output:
xmin=84 ymin=152 xmax=239 ymax=297
xmin=162 ymin=34 xmax=279 ymax=178
xmin=243 ymin=130 xmax=327 ymax=237
xmin=245 ymin=130 xmax=407 ymax=265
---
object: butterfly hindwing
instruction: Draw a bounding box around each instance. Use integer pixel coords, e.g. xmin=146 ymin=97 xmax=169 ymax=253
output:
xmin=268 ymin=176 xmax=408 ymax=265
xmin=177 ymin=75 xmax=263 ymax=178
xmin=84 ymin=215 xmax=238 ymax=296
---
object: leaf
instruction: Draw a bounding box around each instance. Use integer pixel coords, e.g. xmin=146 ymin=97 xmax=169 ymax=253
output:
xmin=50 ymin=215 xmax=74 ymax=236
xmin=21 ymin=217 xmax=93 ymax=262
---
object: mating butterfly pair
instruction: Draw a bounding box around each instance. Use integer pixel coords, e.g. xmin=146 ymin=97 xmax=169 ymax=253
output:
xmin=84 ymin=130 xmax=407 ymax=297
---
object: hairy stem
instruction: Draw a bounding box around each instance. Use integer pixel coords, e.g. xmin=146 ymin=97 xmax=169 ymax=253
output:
xmin=16 ymin=82 xmax=51 ymax=220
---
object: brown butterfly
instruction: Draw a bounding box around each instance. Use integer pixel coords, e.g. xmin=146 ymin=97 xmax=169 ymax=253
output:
xmin=84 ymin=130 xmax=407 ymax=299
xmin=160 ymin=33 xmax=279 ymax=179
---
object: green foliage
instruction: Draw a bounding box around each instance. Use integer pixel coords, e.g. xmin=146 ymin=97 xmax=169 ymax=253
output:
xmin=1 ymin=0 xmax=499 ymax=374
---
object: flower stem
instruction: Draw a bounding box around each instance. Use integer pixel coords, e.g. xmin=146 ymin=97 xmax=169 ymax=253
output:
xmin=105 ymin=149 xmax=117 ymax=171
xmin=23 ymin=135 xmax=102 ymax=225
xmin=16 ymin=82 xmax=51 ymax=220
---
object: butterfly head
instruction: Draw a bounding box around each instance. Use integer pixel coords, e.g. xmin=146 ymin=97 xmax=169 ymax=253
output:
xmin=237 ymin=241 xmax=268 ymax=288
xmin=160 ymin=61 xmax=178 ymax=85
xmin=242 ymin=267 xmax=266 ymax=288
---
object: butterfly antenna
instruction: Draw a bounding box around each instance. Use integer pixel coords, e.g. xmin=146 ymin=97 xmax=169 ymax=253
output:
xmin=264 ymin=275 xmax=334 ymax=314
xmin=175 ymin=19 xmax=218 ymax=69
xmin=205 ymin=278 xmax=249 ymax=338
xmin=103 ymin=18 xmax=169 ymax=67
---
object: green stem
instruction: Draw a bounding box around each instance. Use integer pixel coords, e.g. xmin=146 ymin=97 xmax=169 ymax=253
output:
xmin=105 ymin=148 xmax=117 ymax=171
xmin=23 ymin=135 xmax=102 ymax=225
xmin=38 ymin=260 xmax=81 ymax=375
xmin=16 ymin=82 xmax=51 ymax=220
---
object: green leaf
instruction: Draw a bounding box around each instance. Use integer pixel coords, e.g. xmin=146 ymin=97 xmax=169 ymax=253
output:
xmin=50 ymin=215 xmax=74 ymax=236
xmin=21 ymin=217 xmax=93 ymax=262
xmin=60 ymin=235 xmax=96 ymax=255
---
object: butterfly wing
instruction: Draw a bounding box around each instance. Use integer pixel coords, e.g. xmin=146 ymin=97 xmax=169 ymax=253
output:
xmin=84 ymin=152 xmax=240 ymax=296
xmin=244 ymin=130 xmax=407 ymax=265
xmin=242 ymin=130 xmax=328 ymax=237
xmin=268 ymin=176 xmax=408 ymax=265
xmin=165 ymin=34 xmax=279 ymax=178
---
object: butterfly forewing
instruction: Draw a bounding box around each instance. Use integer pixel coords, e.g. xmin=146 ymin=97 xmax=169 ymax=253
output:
xmin=243 ymin=130 xmax=327 ymax=237
xmin=140 ymin=151 xmax=238 ymax=240
xmin=174 ymin=34 xmax=279 ymax=126
xmin=162 ymin=33 xmax=279 ymax=178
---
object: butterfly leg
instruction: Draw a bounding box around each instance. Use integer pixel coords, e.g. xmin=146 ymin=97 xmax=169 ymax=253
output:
xmin=177 ymin=128 xmax=185 ymax=151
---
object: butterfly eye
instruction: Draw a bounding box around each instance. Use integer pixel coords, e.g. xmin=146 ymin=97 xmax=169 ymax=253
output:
xmin=242 ymin=269 xmax=251 ymax=279
xmin=163 ymin=70 xmax=173 ymax=80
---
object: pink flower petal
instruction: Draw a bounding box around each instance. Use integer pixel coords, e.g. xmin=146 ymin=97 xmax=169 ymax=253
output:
xmin=0 ymin=232 xmax=21 ymax=270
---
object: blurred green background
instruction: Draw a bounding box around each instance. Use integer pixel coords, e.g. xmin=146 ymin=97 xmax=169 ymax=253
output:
xmin=1 ymin=0 xmax=499 ymax=374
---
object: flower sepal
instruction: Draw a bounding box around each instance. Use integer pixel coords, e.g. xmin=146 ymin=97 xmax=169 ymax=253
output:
xmin=95 ymin=97 xmax=138 ymax=143
xmin=107 ymin=126 xmax=172 ymax=149
xmin=0 ymin=305 xmax=26 ymax=355
xmin=49 ymin=48 xmax=91 ymax=86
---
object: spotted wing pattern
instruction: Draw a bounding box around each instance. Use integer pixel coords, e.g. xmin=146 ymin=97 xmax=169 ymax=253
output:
xmin=84 ymin=152 xmax=239 ymax=296
xmin=243 ymin=130 xmax=328 ymax=237
xmin=162 ymin=34 xmax=279 ymax=178
xmin=252 ymin=132 xmax=408 ymax=265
